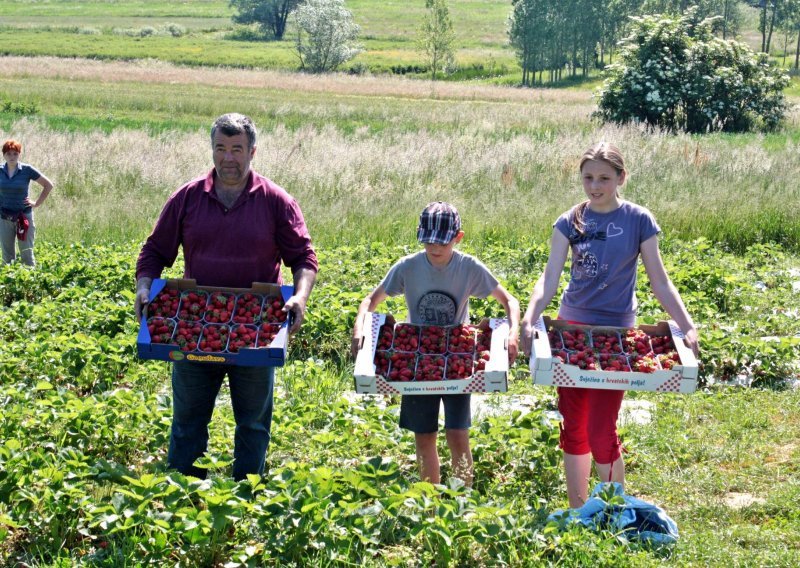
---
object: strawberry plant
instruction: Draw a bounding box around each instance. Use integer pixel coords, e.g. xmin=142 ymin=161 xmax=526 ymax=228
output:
xmin=448 ymin=324 xmax=477 ymax=354
xmin=392 ymin=323 xmax=419 ymax=352
xmin=420 ymin=325 xmax=447 ymax=354
xmin=446 ymin=354 xmax=474 ymax=379
xmin=415 ymin=354 xmax=445 ymax=381
xmin=200 ymin=323 xmax=229 ymax=352
xmin=204 ymin=291 xmax=234 ymax=323
xmin=262 ymin=296 xmax=287 ymax=323
xmin=146 ymin=316 xmax=175 ymax=344
xmin=178 ymin=290 xmax=208 ymax=322
xmin=228 ymin=324 xmax=258 ymax=352
xmin=257 ymin=323 xmax=281 ymax=347
xmin=388 ymin=351 xmax=415 ymax=381
xmin=148 ymin=286 xmax=180 ymax=318
xmin=233 ymin=292 xmax=263 ymax=324
xmin=174 ymin=319 xmax=203 ymax=351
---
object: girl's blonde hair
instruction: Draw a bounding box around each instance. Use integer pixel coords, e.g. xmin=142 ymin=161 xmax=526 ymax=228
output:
xmin=572 ymin=142 xmax=627 ymax=236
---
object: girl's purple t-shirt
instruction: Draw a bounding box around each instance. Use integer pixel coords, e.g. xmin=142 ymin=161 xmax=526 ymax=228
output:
xmin=554 ymin=201 xmax=660 ymax=327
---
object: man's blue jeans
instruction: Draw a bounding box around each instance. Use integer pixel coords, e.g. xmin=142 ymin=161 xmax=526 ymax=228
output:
xmin=168 ymin=361 xmax=275 ymax=481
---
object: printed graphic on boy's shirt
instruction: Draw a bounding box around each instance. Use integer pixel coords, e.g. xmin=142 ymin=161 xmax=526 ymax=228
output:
xmin=417 ymin=291 xmax=457 ymax=325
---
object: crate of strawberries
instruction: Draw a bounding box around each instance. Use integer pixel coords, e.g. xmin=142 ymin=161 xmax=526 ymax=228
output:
xmin=529 ymin=316 xmax=698 ymax=393
xmin=353 ymin=313 xmax=510 ymax=395
xmin=137 ymin=278 xmax=293 ymax=367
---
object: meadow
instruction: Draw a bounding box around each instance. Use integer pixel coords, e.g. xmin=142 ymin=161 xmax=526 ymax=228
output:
xmin=0 ymin=1 xmax=799 ymax=565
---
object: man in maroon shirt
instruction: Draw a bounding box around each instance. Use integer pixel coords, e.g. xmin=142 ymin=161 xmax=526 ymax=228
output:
xmin=135 ymin=113 xmax=318 ymax=480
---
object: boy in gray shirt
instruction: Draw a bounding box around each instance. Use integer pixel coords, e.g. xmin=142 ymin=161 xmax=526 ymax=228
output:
xmin=352 ymin=202 xmax=519 ymax=487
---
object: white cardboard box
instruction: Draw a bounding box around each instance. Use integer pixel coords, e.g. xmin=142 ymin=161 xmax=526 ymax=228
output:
xmin=353 ymin=313 xmax=509 ymax=395
xmin=530 ymin=316 xmax=698 ymax=393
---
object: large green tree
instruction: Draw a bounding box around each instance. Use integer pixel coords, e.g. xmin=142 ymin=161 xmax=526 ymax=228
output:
xmin=294 ymin=0 xmax=362 ymax=73
xmin=230 ymin=0 xmax=302 ymax=40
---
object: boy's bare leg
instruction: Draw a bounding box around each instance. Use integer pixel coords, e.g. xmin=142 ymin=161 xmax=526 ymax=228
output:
xmin=445 ymin=428 xmax=473 ymax=487
xmin=563 ymin=452 xmax=592 ymax=508
xmin=415 ymin=432 xmax=440 ymax=484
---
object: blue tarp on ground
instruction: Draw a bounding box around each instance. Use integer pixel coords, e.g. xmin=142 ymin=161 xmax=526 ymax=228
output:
xmin=547 ymin=482 xmax=679 ymax=545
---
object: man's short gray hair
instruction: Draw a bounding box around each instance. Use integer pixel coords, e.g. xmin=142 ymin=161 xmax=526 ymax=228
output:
xmin=211 ymin=113 xmax=257 ymax=149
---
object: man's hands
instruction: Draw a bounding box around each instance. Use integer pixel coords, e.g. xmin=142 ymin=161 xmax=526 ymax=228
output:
xmin=283 ymin=294 xmax=307 ymax=335
xmin=134 ymin=277 xmax=153 ymax=321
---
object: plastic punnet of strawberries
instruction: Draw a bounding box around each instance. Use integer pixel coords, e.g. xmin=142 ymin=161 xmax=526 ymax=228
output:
xmin=392 ymin=324 xmax=419 ymax=352
xmin=174 ymin=320 xmax=203 ymax=352
xmin=415 ymin=354 xmax=445 ymax=381
xmin=374 ymin=350 xmax=391 ymax=378
xmin=200 ymin=324 xmax=230 ymax=352
xmin=228 ymin=324 xmax=258 ymax=353
xmin=548 ymin=328 xmax=563 ymax=350
xmin=233 ymin=293 xmax=263 ymax=325
xmin=591 ymin=330 xmax=623 ymax=354
xmin=623 ymin=328 xmax=652 ymax=356
xmin=631 ymin=354 xmax=660 ymax=373
xmin=256 ymin=323 xmax=281 ymax=347
xmin=599 ymin=353 xmax=632 ymax=372
xmin=148 ymin=287 xmax=180 ymax=318
xmin=204 ymin=291 xmax=235 ymax=324
xmin=262 ymin=296 xmax=287 ymax=323
xmin=446 ymin=354 xmax=474 ymax=379
xmin=388 ymin=351 xmax=415 ymax=381
xmin=147 ymin=317 xmax=175 ymax=344
xmin=376 ymin=320 xmax=395 ymax=351
xmin=178 ymin=290 xmax=208 ymax=322
xmin=447 ymin=324 xmax=477 ymax=354
xmin=420 ymin=326 xmax=447 ymax=354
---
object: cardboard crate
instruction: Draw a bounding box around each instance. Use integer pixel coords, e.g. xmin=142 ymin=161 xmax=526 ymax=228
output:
xmin=530 ymin=316 xmax=698 ymax=393
xmin=353 ymin=313 xmax=510 ymax=395
xmin=137 ymin=278 xmax=293 ymax=367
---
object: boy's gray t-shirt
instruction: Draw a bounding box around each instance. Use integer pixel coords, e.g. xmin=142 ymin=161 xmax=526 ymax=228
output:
xmin=554 ymin=201 xmax=660 ymax=327
xmin=380 ymin=250 xmax=499 ymax=325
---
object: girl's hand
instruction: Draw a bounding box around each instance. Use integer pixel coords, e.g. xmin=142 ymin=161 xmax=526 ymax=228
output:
xmin=507 ymin=331 xmax=519 ymax=363
xmin=351 ymin=334 xmax=363 ymax=360
xmin=683 ymin=328 xmax=699 ymax=358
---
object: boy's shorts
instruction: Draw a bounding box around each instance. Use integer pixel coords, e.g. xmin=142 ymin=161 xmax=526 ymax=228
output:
xmin=399 ymin=394 xmax=471 ymax=433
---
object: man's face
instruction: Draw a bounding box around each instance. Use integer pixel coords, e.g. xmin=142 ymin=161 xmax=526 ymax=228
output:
xmin=212 ymin=131 xmax=255 ymax=189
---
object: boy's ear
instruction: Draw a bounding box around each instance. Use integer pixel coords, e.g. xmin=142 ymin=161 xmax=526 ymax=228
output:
xmin=453 ymin=230 xmax=465 ymax=244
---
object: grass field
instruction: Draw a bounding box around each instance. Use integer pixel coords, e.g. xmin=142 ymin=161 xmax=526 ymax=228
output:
xmin=0 ymin=1 xmax=799 ymax=565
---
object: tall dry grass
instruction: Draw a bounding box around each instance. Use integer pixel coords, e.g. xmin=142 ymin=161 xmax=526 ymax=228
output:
xmin=5 ymin=117 xmax=799 ymax=251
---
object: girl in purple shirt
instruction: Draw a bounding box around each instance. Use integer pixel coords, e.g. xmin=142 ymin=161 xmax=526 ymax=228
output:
xmin=521 ymin=142 xmax=699 ymax=508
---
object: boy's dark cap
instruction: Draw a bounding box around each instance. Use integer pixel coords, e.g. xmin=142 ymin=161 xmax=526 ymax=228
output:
xmin=417 ymin=202 xmax=461 ymax=245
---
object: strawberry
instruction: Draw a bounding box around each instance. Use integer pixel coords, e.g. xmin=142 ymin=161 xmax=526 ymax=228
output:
xmin=262 ymin=296 xmax=287 ymax=323
xmin=548 ymin=328 xmax=564 ymax=349
xmin=623 ymin=329 xmax=652 ymax=355
xmin=419 ymin=325 xmax=447 ymax=354
xmin=599 ymin=353 xmax=632 ymax=372
xmin=446 ymin=354 xmax=474 ymax=379
xmin=415 ymin=354 xmax=445 ymax=381
xmin=650 ymin=334 xmax=677 ymax=354
xmin=256 ymin=323 xmax=281 ymax=347
xmin=552 ymin=349 xmax=569 ymax=364
xmin=447 ymin=324 xmax=477 ymax=354
xmin=148 ymin=287 xmax=180 ymax=318
xmin=388 ymin=351 xmax=415 ymax=382
xmin=147 ymin=317 xmax=176 ymax=344
xmin=476 ymin=328 xmax=492 ymax=353
xmin=376 ymin=320 xmax=395 ymax=350
xmin=475 ymin=349 xmax=491 ymax=371
xmin=199 ymin=324 xmax=229 ymax=352
xmin=174 ymin=319 xmax=203 ymax=351
xmin=227 ymin=324 xmax=258 ymax=352
xmin=178 ymin=290 xmax=208 ymax=322
xmin=631 ymin=354 xmax=659 ymax=373
xmin=656 ymin=351 xmax=680 ymax=370
xmin=392 ymin=324 xmax=419 ymax=352
xmin=204 ymin=291 xmax=234 ymax=323
xmin=233 ymin=292 xmax=263 ymax=324
xmin=591 ymin=331 xmax=622 ymax=353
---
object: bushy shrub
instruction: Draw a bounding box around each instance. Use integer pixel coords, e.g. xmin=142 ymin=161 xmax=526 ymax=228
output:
xmin=294 ymin=0 xmax=362 ymax=73
xmin=595 ymin=10 xmax=790 ymax=133
xmin=162 ymin=22 xmax=186 ymax=38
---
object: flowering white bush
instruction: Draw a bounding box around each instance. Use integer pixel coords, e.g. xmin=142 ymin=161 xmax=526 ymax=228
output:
xmin=294 ymin=0 xmax=362 ymax=73
xmin=595 ymin=10 xmax=790 ymax=133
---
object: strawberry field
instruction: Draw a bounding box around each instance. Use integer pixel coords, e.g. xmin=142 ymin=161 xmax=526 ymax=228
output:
xmin=1 ymin=238 xmax=798 ymax=566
